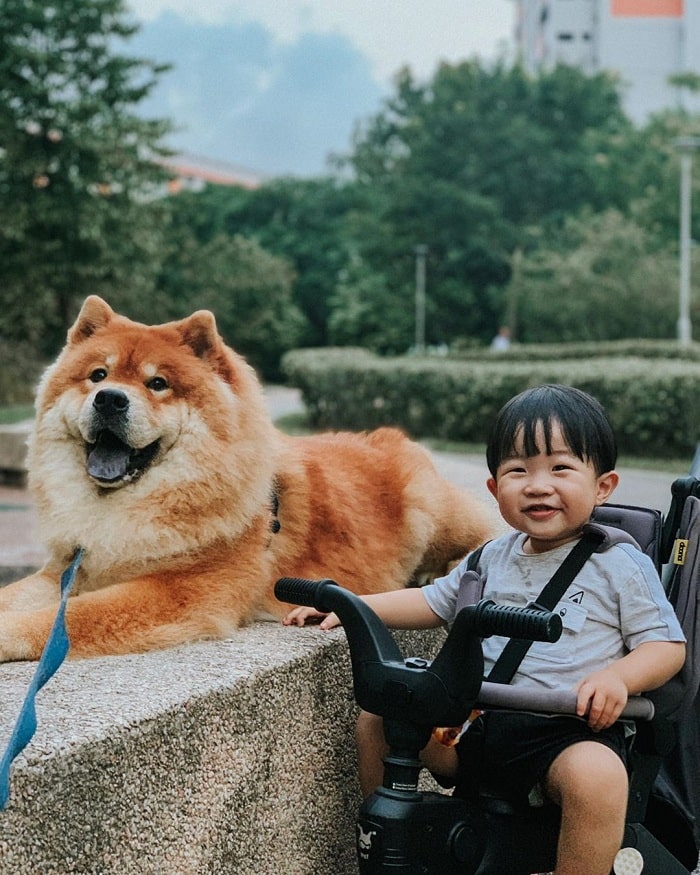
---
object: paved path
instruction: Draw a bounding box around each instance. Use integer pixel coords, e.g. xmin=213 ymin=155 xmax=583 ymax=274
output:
xmin=0 ymin=386 xmax=686 ymax=579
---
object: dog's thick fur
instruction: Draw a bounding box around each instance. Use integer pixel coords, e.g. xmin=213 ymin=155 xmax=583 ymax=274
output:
xmin=0 ymin=297 xmax=493 ymax=660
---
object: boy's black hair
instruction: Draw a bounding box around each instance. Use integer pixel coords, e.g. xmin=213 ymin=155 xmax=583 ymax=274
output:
xmin=486 ymin=384 xmax=617 ymax=478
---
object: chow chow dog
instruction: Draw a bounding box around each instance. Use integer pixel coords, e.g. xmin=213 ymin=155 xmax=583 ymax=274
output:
xmin=0 ymin=297 xmax=492 ymax=661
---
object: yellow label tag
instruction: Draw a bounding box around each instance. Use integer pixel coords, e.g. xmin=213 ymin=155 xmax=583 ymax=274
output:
xmin=673 ymin=538 xmax=689 ymax=566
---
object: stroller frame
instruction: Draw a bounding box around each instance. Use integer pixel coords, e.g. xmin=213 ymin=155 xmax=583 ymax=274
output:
xmin=276 ymin=468 xmax=700 ymax=874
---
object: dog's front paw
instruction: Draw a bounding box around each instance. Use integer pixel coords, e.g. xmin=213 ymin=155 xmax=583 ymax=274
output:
xmin=0 ymin=614 xmax=37 ymax=663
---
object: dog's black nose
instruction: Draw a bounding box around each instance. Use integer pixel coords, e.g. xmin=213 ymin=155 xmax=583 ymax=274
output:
xmin=93 ymin=388 xmax=129 ymax=416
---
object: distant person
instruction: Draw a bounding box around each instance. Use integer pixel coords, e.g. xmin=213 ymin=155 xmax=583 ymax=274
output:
xmin=490 ymin=326 xmax=511 ymax=351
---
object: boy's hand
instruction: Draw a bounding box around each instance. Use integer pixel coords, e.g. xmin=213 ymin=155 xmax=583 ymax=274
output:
xmin=574 ymin=668 xmax=628 ymax=731
xmin=282 ymin=606 xmax=341 ymax=629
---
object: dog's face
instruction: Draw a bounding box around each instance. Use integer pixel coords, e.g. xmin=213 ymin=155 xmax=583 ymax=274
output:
xmin=36 ymin=296 xmax=242 ymax=490
xmin=77 ymin=366 xmax=175 ymax=488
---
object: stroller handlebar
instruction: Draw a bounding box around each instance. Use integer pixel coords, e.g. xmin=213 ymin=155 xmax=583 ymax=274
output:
xmin=463 ymin=599 xmax=562 ymax=642
xmin=275 ymin=578 xmax=655 ymax=724
xmin=277 ymin=578 xmax=580 ymax=727
xmin=477 ymin=681 xmax=655 ymax=721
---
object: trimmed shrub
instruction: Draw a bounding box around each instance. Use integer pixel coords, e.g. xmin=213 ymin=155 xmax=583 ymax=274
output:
xmin=451 ymin=339 xmax=700 ymax=362
xmin=282 ymin=348 xmax=700 ymax=460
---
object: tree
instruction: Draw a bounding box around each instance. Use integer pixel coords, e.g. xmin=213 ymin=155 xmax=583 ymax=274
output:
xmin=0 ymin=0 xmax=172 ymax=354
xmin=166 ymin=177 xmax=363 ymax=347
xmin=623 ymin=110 xmax=700 ymax=249
xmin=508 ymin=210 xmax=681 ymax=343
xmin=333 ymin=61 xmax=638 ymax=350
xmin=156 ymin=223 xmax=305 ymax=380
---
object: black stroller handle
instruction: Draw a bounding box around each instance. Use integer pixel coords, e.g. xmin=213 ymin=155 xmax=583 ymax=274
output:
xmin=461 ymin=598 xmax=562 ymax=641
xmin=275 ymin=579 xmax=561 ymax=643
xmin=276 ymin=578 xmax=563 ymax=728
xmin=275 ymin=576 xmax=404 ymax=664
xmin=276 ymin=578 xmax=655 ymax=724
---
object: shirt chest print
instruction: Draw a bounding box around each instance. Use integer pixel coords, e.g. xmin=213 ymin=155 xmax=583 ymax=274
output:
xmin=557 ymin=592 xmax=588 ymax=633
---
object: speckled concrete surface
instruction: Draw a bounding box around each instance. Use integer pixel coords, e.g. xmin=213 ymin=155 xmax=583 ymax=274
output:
xmin=0 ymin=625 xmax=444 ymax=875
xmin=0 ymin=624 xmax=360 ymax=874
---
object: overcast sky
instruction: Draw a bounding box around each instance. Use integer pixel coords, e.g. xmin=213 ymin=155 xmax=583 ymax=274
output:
xmin=128 ymin=1 xmax=515 ymax=81
xmin=126 ymin=2 xmax=516 ymax=176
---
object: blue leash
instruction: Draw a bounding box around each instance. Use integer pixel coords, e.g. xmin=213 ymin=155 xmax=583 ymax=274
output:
xmin=0 ymin=548 xmax=83 ymax=810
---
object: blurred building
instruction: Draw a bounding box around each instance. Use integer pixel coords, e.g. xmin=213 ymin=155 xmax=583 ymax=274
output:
xmin=514 ymin=0 xmax=700 ymax=122
xmin=159 ymin=152 xmax=264 ymax=193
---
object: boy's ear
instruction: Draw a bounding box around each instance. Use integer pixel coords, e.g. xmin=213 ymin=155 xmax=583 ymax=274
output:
xmin=486 ymin=477 xmax=498 ymax=499
xmin=595 ymin=470 xmax=619 ymax=505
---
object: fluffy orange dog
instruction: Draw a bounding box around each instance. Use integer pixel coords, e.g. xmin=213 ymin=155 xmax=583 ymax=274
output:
xmin=0 ymin=297 xmax=492 ymax=660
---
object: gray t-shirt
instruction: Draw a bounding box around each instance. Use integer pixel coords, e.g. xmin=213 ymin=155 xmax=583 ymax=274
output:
xmin=422 ymin=531 xmax=685 ymax=694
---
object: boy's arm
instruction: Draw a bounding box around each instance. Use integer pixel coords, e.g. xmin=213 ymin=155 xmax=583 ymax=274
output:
xmin=575 ymin=640 xmax=686 ymax=731
xmin=283 ymin=587 xmax=445 ymax=631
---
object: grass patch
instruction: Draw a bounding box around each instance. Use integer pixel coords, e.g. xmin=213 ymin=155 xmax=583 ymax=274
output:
xmin=422 ymin=437 xmax=487 ymax=457
xmin=0 ymin=405 xmax=34 ymax=425
xmin=617 ymin=454 xmax=692 ymax=475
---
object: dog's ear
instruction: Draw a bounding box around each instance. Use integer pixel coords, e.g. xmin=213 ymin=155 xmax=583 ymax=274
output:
xmin=174 ymin=310 xmax=220 ymax=360
xmin=68 ymin=296 xmax=115 ymax=345
xmin=174 ymin=311 xmax=241 ymax=384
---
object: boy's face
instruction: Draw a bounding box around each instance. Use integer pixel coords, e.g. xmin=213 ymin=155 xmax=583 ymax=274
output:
xmin=486 ymin=420 xmax=618 ymax=554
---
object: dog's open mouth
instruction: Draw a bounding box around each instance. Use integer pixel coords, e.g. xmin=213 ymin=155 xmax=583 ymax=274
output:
xmin=86 ymin=431 xmax=160 ymax=486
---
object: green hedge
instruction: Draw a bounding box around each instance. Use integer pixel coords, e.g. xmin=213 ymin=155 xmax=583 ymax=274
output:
xmin=452 ymin=339 xmax=700 ymax=362
xmin=282 ymin=348 xmax=700 ymax=459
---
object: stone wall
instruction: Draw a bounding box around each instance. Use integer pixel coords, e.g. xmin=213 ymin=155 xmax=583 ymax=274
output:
xmin=0 ymin=624 xmax=442 ymax=875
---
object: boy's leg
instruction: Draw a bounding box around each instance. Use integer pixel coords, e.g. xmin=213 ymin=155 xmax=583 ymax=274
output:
xmin=356 ymin=710 xmax=459 ymax=798
xmin=543 ymin=740 xmax=628 ymax=875
xmin=356 ymin=711 xmax=387 ymax=797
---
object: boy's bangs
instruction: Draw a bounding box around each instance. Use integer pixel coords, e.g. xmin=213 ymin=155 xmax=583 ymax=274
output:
xmin=486 ymin=385 xmax=617 ymax=476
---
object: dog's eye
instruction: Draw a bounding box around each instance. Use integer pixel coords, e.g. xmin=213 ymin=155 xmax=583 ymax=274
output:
xmin=146 ymin=376 xmax=169 ymax=392
xmin=89 ymin=368 xmax=108 ymax=383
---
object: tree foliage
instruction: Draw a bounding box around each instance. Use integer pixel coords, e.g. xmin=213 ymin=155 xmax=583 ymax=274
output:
xmin=511 ymin=210 xmax=681 ymax=342
xmin=0 ymin=0 xmax=171 ymax=353
xmin=155 ymin=218 xmax=305 ymax=379
xmin=3 ymin=19 xmax=700 ymax=372
xmin=326 ymin=61 xmax=647 ymax=351
xmin=0 ymin=0 xmax=305 ymax=380
xmin=164 ymin=177 xmax=363 ymax=347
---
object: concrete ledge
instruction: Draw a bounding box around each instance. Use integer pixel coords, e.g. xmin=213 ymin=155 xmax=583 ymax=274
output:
xmin=0 ymin=421 xmax=31 ymax=486
xmin=0 ymin=623 xmax=444 ymax=875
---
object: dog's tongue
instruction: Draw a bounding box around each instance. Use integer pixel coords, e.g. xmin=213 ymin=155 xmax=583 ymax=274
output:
xmin=87 ymin=432 xmax=131 ymax=482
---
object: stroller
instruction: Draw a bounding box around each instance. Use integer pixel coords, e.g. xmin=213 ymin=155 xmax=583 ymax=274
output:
xmin=276 ymin=468 xmax=700 ymax=874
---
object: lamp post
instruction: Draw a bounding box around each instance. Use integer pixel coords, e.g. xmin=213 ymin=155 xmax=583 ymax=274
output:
xmin=674 ymin=136 xmax=700 ymax=345
xmin=414 ymin=244 xmax=428 ymax=354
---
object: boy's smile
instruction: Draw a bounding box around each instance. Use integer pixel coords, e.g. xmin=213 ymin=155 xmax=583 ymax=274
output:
xmin=524 ymin=504 xmax=560 ymax=521
xmin=486 ymin=421 xmax=619 ymax=554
